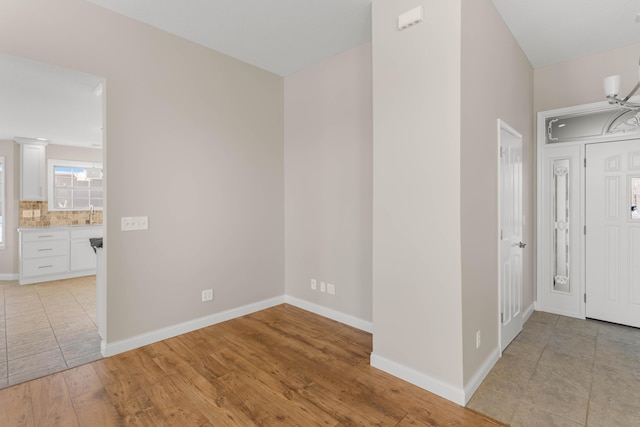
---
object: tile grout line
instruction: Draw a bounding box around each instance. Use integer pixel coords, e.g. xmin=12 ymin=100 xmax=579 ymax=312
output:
xmin=39 ymin=280 xmax=102 ymax=371
xmin=0 ymin=280 xmax=102 ymax=389
xmin=40 ymin=285 xmax=71 ymax=369
xmin=512 ymin=315 xmax=557 ymax=425
xmin=6 ymin=283 xmax=71 ymax=386
xmin=69 ymin=281 xmax=98 ymax=328
xmin=584 ymin=322 xmax=601 ymax=427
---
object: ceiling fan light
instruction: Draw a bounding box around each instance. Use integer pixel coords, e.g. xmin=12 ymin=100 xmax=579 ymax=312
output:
xmin=604 ymin=74 xmax=621 ymax=97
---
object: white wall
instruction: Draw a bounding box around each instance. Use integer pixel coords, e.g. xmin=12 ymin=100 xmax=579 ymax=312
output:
xmin=535 ymin=42 xmax=640 ymax=112
xmin=0 ymin=0 xmax=284 ymax=343
xmin=460 ymin=0 xmax=534 ymax=386
xmin=371 ymin=0 xmax=465 ymax=401
xmin=284 ymin=43 xmax=372 ymax=324
xmin=371 ymin=0 xmax=535 ymax=404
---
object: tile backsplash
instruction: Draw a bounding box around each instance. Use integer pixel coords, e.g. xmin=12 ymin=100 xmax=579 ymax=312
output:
xmin=20 ymin=201 xmax=103 ymax=227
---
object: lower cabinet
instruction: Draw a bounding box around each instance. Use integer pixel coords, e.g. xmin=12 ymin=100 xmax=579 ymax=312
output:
xmin=70 ymin=228 xmax=101 ymax=271
xmin=19 ymin=226 xmax=103 ymax=285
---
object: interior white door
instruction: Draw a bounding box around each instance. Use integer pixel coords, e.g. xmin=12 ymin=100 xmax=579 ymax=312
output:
xmin=499 ymin=121 xmax=524 ymax=351
xmin=586 ymin=139 xmax=640 ymax=327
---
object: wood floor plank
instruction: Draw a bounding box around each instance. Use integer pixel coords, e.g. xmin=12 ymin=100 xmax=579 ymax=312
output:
xmin=29 ymin=372 xmax=79 ymax=426
xmin=143 ymin=375 xmax=213 ymax=426
xmin=111 ymin=393 xmax=163 ymax=426
xmin=162 ymin=333 xmax=229 ymax=381
xmin=208 ymin=346 xmax=340 ymax=426
xmin=63 ymin=363 xmax=103 ymax=398
xmin=93 ymin=358 xmax=148 ymax=404
xmin=168 ymin=372 xmax=256 ymax=427
xmin=0 ymin=382 xmax=34 ymax=426
xmin=216 ymin=316 xmax=407 ymax=425
xmin=71 ymin=388 xmax=121 ymax=427
xmin=0 ymin=304 xmax=506 ymax=426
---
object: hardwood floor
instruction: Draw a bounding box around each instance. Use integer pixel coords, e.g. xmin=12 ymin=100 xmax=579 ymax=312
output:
xmin=0 ymin=304 xmax=504 ymax=426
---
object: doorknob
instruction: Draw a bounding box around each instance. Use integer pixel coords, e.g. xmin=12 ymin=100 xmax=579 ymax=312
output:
xmin=518 ymin=242 xmax=526 ymax=248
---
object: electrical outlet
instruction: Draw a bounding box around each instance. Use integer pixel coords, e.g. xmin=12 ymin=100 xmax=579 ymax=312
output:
xmin=320 ymin=282 xmax=326 ymax=293
xmin=476 ymin=330 xmax=481 ymax=349
xmin=202 ymin=289 xmax=213 ymax=302
xmin=22 ymin=209 xmax=33 ymax=218
xmin=327 ymin=283 xmax=335 ymax=295
xmin=34 ymin=209 xmax=41 ymax=218
xmin=311 ymin=279 xmax=317 ymax=290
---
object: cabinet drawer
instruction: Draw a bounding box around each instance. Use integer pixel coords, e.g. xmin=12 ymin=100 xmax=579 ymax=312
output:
xmin=22 ymin=256 xmax=69 ymax=278
xmin=22 ymin=230 xmax=69 ymax=242
xmin=23 ymin=240 xmax=68 ymax=259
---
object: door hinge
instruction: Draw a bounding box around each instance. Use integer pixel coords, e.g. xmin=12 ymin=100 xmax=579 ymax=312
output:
xmin=584 ymin=293 xmax=587 ymax=303
xmin=584 ymin=225 xmax=586 ymax=235
xmin=584 ymin=158 xmax=587 ymax=167
xmin=501 ymin=312 xmax=504 ymax=323
xmin=500 ymin=229 xmax=503 ymax=240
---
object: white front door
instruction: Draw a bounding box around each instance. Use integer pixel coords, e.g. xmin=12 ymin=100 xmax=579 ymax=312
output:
xmin=586 ymin=139 xmax=640 ymax=327
xmin=499 ymin=121 xmax=524 ymax=351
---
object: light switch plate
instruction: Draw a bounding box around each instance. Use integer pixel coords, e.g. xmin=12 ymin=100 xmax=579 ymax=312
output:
xmin=121 ymin=216 xmax=149 ymax=231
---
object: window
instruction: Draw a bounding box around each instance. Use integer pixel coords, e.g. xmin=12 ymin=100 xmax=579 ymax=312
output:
xmin=0 ymin=157 xmax=5 ymax=248
xmin=48 ymin=159 xmax=103 ymax=211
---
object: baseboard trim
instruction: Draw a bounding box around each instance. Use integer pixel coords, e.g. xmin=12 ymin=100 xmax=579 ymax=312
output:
xmin=0 ymin=273 xmax=19 ymax=281
xmin=284 ymin=296 xmax=373 ymax=333
xmin=523 ymin=301 xmax=535 ymax=323
xmin=370 ymin=353 xmax=465 ymax=406
xmin=102 ymin=295 xmax=285 ymax=357
xmin=463 ymin=346 xmax=500 ymax=405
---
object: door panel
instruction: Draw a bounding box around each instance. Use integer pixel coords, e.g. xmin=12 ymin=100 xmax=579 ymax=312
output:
xmin=586 ymin=139 xmax=640 ymax=327
xmin=499 ymin=121 xmax=523 ymax=351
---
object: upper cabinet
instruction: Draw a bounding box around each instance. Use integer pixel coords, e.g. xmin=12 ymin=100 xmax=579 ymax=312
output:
xmin=17 ymin=139 xmax=47 ymax=201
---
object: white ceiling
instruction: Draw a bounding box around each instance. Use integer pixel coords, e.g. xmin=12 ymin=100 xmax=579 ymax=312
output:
xmin=0 ymin=53 xmax=104 ymax=148
xmin=87 ymin=0 xmax=372 ymax=77
xmin=492 ymin=0 xmax=640 ymax=68
xmin=5 ymin=0 xmax=640 ymax=148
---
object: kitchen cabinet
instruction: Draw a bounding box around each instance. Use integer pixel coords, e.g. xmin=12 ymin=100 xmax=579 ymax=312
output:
xmin=18 ymin=141 xmax=47 ymax=201
xmin=21 ymin=230 xmax=69 ymax=280
xmin=70 ymin=227 xmax=103 ymax=271
xmin=19 ymin=225 xmax=103 ymax=285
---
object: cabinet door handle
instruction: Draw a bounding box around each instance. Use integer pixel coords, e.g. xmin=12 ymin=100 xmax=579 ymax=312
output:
xmin=38 ymin=265 xmax=54 ymax=269
xmin=37 ymin=235 xmax=54 ymax=238
xmin=38 ymin=248 xmax=53 ymax=252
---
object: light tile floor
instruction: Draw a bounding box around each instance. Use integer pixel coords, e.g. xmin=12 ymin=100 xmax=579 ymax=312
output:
xmin=468 ymin=311 xmax=640 ymax=426
xmin=0 ymin=276 xmax=102 ymax=389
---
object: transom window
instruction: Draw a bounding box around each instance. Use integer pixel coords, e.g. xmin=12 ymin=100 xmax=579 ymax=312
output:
xmin=48 ymin=159 xmax=103 ymax=211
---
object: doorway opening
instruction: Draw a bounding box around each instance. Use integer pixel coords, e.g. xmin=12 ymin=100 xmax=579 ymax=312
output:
xmin=0 ymin=53 xmax=107 ymax=388
xmin=537 ymin=100 xmax=640 ymax=328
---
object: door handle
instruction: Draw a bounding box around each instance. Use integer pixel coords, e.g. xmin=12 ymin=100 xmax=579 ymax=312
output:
xmin=518 ymin=242 xmax=526 ymax=248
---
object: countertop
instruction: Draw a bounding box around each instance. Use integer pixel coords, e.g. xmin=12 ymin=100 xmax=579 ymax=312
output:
xmin=18 ymin=224 xmax=103 ymax=232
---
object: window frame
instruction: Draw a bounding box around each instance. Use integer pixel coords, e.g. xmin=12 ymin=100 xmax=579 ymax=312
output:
xmin=47 ymin=159 xmax=103 ymax=212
